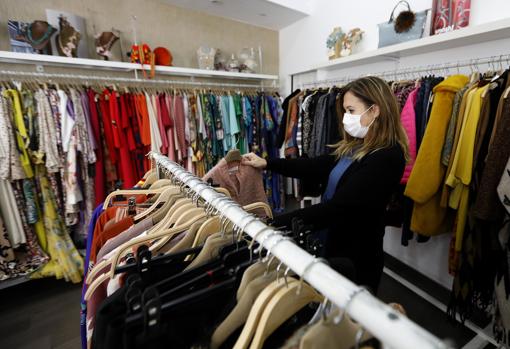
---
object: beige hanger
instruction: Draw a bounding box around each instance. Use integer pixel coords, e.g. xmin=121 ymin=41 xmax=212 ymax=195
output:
xmin=150 ymin=206 xmax=206 ymax=252
xmin=102 ymin=187 xmax=168 ymax=209
xmin=84 ymin=214 xmax=207 ymax=301
xmin=503 ymin=86 xmax=510 ymax=99
xmin=242 ymin=202 xmax=273 ymax=219
xmin=86 ymin=194 xmax=189 ymax=284
xmin=134 ymin=186 xmax=180 ymax=221
xmin=249 ymin=279 xmax=323 ymax=349
xmin=149 ymin=178 xmax=173 ymax=189
xmin=143 ymin=172 xmax=159 ymax=188
xmin=233 ymin=278 xmax=290 ymax=349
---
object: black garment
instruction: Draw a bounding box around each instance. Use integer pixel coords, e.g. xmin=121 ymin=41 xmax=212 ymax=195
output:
xmin=267 ymin=144 xmax=406 ymax=292
xmin=325 ymin=89 xmax=342 ymax=146
xmin=276 ymin=89 xmax=301 ymax=149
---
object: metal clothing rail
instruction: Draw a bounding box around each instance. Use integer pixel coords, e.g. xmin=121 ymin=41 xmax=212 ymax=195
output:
xmin=0 ymin=70 xmax=278 ymax=89
xmin=300 ymin=53 xmax=510 ymax=88
xmin=148 ymin=151 xmax=449 ymax=349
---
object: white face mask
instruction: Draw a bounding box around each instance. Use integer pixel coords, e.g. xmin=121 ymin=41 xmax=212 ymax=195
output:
xmin=343 ymin=105 xmax=376 ymax=139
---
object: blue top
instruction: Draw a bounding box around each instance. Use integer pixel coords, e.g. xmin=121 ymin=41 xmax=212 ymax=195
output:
xmin=322 ymin=156 xmax=354 ymax=202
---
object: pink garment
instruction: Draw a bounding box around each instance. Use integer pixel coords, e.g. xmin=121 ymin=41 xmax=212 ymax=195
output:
xmin=155 ymin=95 xmax=169 ymax=154
xmin=166 ymin=95 xmax=176 ymax=161
xmin=400 ymin=87 xmax=418 ymax=184
xmin=203 ymin=159 xmax=269 ymax=217
xmin=174 ymin=95 xmax=187 ymax=160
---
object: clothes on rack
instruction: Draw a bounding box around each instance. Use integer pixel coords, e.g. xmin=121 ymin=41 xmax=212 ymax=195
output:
xmin=0 ymin=85 xmax=85 ymax=283
xmin=0 ymin=78 xmax=285 ymax=286
xmin=82 ymin=160 xmax=409 ymax=349
xmin=391 ymin=70 xmax=510 ymax=342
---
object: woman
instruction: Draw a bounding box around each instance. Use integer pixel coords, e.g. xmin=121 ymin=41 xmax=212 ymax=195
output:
xmin=242 ymin=76 xmax=409 ymax=292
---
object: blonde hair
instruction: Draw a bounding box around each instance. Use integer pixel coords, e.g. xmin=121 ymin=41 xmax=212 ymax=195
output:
xmin=331 ymin=76 xmax=410 ymax=162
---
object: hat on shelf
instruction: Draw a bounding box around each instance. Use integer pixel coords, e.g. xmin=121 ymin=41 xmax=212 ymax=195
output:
xmin=153 ymin=47 xmax=173 ymax=66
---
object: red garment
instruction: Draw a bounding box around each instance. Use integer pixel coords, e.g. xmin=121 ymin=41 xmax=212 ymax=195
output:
xmin=119 ymin=94 xmax=136 ymax=151
xmin=108 ymin=91 xmax=137 ymax=189
xmin=90 ymin=207 xmax=118 ymax=263
xmin=134 ymin=94 xmax=152 ymax=172
xmin=98 ymin=93 xmax=118 ymax=165
xmin=87 ymin=89 xmax=106 ymax=205
xmin=126 ymin=93 xmax=145 ymax=179
xmin=160 ymin=94 xmax=173 ymax=127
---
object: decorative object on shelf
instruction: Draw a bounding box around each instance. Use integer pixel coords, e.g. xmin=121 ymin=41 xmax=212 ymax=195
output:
xmin=46 ymin=9 xmax=88 ymax=58
xmin=153 ymin=47 xmax=173 ymax=66
xmin=9 ymin=20 xmax=56 ymax=55
xmin=226 ymin=53 xmax=240 ymax=72
xmin=340 ymin=28 xmax=364 ymax=57
xmin=326 ymin=27 xmax=344 ymax=60
xmin=431 ymin=0 xmax=470 ymax=35
xmin=8 ymin=20 xmax=34 ymax=54
xmin=378 ymin=1 xmax=429 ymax=48
xmin=238 ymin=47 xmax=259 ymax=73
xmin=55 ymin=16 xmax=81 ymax=58
xmin=214 ymin=49 xmax=227 ymax=71
xmin=197 ymin=45 xmax=217 ymax=70
xmin=95 ymin=30 xmax=120 ymax=60
xmin=129 ymin=43 xmax=155 ymax=78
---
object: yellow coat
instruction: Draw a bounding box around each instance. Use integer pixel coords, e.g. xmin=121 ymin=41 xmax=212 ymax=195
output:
xmin=446 ymin=85 xmax=488 ymax=250
xmin=405 ymin=75 xmax=469 ymax=235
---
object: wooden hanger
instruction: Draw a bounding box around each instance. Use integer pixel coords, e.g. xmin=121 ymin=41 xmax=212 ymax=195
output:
xmin=249 ymin=280 xmax=323 ymax=349
xmin=191 ymin=202 xmax=272 ymax=249
xmin=149 ymin=204 xmax=205 ymax=252
xmin=143 ymin=172 xmax=159 ymax=188
xmin=225 ymin=149 xmax=242 ymax=163
xmin=102 ymin=187 xmax=168 ymax=209
xmin=233 ymin=278 xmax=293 ymax=349
xmin=133 ymin=186 xmax=180 ymax=221
xmin=149 ymin=178 xmax=173 ymax=189
xmin=84 ymin=214 xmax=207 ymax=301
xmin=86 ymin=193 xmax=188 ymax=284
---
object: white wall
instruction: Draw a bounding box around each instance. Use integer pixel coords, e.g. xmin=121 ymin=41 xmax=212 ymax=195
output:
xmin=279 ymin=0 xmax=510 ymax=287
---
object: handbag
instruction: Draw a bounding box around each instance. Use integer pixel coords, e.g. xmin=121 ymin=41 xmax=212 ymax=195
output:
xmin=378 ymin=0 xmax=428 ymax=48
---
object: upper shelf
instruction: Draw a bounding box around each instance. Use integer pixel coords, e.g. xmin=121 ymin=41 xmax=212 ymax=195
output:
xmin=293 ymin=18 xmax=510 ymax=75
xmin=0 ymin=51 xmax=278 ymax=81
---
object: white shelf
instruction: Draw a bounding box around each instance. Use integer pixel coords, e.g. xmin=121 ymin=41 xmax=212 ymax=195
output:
xmin=0 ymin=51 xmax=278 ymax=81
xmin=293 ymin=18 xmax=510 ymax=75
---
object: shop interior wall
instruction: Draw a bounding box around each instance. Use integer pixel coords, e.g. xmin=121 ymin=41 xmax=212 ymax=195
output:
xmin=0 ymin=0 xmax=279 ymax=75
xmin=280 ymin=0 xmax=510 ymax=289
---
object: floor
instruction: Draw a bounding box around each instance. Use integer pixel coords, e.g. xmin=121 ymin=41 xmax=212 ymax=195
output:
xmin=0 ymin=278 xmax=82 ymax=349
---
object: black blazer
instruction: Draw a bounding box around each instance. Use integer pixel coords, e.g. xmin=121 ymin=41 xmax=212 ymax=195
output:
xmin=267 ymin=144 xmax=406 ymax=291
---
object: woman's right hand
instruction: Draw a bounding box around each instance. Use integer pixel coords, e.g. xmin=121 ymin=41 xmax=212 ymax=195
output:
xmin=242 ymin=152 xmax=267 ymax=169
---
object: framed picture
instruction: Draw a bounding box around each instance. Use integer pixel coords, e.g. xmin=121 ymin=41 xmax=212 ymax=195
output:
xmin=431 ymin=0 xmax=470 ymax=35
xmin=7 ymin=20 xmax=37 ymax=54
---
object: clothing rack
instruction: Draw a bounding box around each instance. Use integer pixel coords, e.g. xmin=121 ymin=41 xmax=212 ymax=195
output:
xmin=148 ymin=151 xmax=449 ymax=349
xmin=0 ymin=69 xmax=278 ymax=89
xmin=300 ymin=53 xmax=510 ymax=88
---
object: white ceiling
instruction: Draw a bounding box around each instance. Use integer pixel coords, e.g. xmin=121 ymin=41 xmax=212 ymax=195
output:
xmin=161 ymin=0 xmax=312 ymax=30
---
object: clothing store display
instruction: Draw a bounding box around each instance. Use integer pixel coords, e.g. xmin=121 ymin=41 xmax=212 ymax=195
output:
xmin=3 ymin=1 xmax=510 ymax=347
